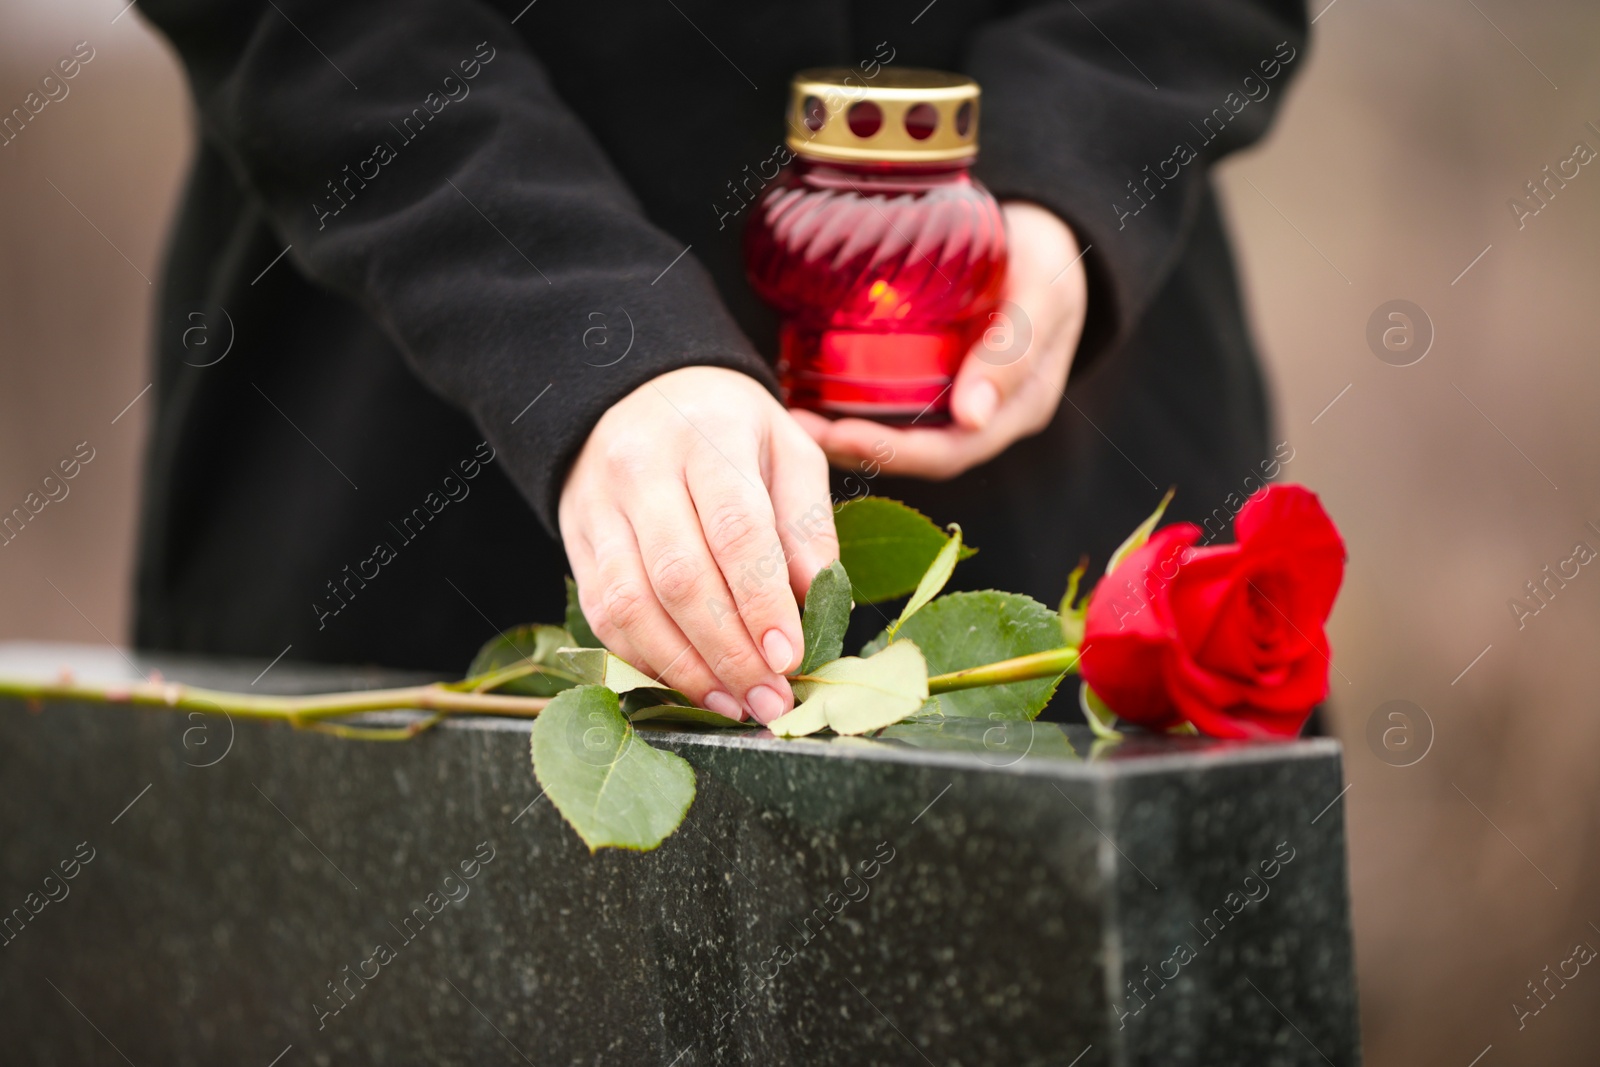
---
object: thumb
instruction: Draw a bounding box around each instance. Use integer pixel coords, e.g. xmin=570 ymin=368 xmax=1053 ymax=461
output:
xmin=951 ymin=301 xmax=1037 ymax=430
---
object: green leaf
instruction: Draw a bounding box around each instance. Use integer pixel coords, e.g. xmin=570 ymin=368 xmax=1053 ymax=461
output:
xmin=1104 ymin=487 xmax=1175 ymax=578
xmin=1059 ymin=556 xmax=1089 ymax=648
xmin=529 ymin=685 xmax=696 ymax=852
xmin=466 ymin=624 xmax=580 ymax=697
xmin=835 ymin=498 xmax=975 ymax=604
xmin=626 ymin=703 xmax=751 ymax=728
xmin=798 ymin=560 xmax=852 ymax=675
xmin=558 ymin=648 xmax=662 ymax=694
xmin=888 ymin=524 xmax=962 ymax=639
xmin=564 ymin=577 xmax=603 ymax=648
xmin=879 ymin=719 xmax=1082 ymax=763
xmin=560 ymin=651 xmax=729 ymax=725
xmin=889 ymin=591 xmax=1066 ymax=721
xmin=900 ymin=696 xmax=946 ymax=722
xmin=771 ymin=640 xmax=929 ymax=738
xmin=1080 ymin=682 xmax=1123 ymax=740
xmin=767 ymin=696 xmax=827 ymax=737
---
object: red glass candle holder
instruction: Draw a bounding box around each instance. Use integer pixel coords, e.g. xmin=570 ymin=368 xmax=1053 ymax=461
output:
xmin=744 ymin=69 xmax=1007 ymax=424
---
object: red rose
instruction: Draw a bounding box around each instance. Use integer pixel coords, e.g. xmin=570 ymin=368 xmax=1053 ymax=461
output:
xmin=1079 ymin=485 xmax=1345 ymax=739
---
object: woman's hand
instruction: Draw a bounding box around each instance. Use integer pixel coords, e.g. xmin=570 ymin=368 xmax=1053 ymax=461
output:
xmin=559 ymin=366 xmax=839 ymax=724
xmin=791 ymin=201 xmax=1088 ymax=479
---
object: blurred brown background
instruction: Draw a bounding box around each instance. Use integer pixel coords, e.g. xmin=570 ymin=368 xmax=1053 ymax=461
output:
xmin=3 ymin=0 xmax=1597 ymax=1062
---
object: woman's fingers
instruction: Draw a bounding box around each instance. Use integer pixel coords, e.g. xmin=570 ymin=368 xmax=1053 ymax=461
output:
xmin=810 ymin=417 xmax=996 ymax=480
xmin=953 ymin=204 xmax=1083 ymax=432
xmin=682 ymin=437 xmax=807 ymax=679
xmin=951 ymin=302 xmax=1041 ymax=431
xmin=577 ymin=513 xmax=743 ymax=721
xmin=767 ymin=423 xmax=840 ymax=602
xmin=560 ymin=367 xmax=830 ymax=723
xmin=786 ymin=407 xmax=835 ymax=446
xmin=627 ymin=477 xmax=794 ymax=725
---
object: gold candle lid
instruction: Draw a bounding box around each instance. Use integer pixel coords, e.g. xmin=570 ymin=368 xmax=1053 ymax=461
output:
xmin=786 ymin=67 xmax=980 ymax=164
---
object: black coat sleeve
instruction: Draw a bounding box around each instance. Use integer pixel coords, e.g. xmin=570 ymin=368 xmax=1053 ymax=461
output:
xmin=139 ymin=0 xmax=776 ymax=534
xmin=964 ymin=0 xmax=1308 ymax=370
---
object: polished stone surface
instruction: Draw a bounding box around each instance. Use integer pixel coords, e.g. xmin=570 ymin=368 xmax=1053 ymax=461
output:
xmin=0 ymin=643 xmax=1359 ymax=1065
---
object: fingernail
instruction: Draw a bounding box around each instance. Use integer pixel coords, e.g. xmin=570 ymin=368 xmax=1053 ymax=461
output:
xmin=703 ymin=690 xmax=743 ymax=721
xmin=745 ymin=685 xmax=786 ymax=725
xmin=762 ymin=629 xmax=795 ymax=673
xmin=964 ymin=380 xmax=999 ymax=428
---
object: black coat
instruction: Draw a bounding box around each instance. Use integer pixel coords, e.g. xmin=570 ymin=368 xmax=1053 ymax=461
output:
xmin=135 ymin=0 xmax=1306 ymax=672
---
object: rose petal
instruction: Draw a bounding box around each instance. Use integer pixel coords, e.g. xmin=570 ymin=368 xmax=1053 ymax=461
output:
xmin=1081 ymin=485 xmax=1344 ymax=740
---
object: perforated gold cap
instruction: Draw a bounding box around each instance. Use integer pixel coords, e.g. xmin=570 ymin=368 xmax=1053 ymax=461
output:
xmin=786 ymin=67 xmax=980 ymax=164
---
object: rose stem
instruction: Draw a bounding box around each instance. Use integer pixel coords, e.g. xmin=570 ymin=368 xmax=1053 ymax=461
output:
xmin=0 ymin=644 xmax=1083 ymax=734
xmin=0 ymin=675 xmax=551 ymax=727
xmin=298 ymin=711 xmax=450 ymax=741
xmin=445 ymin=660 xmax=581 ymax=693
xmin=927 ymin=646 xmax=1080 ymax=694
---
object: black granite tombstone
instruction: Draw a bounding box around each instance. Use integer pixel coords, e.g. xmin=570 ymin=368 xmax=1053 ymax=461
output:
xmin=0 ymin=643 xmax=1359 ymax=1065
